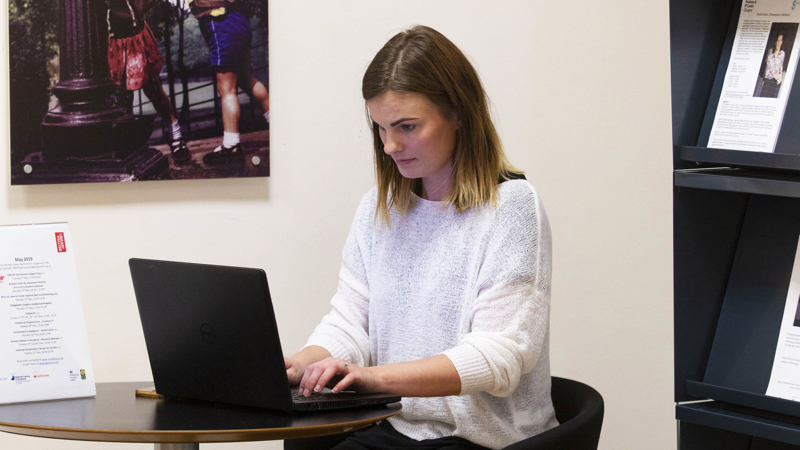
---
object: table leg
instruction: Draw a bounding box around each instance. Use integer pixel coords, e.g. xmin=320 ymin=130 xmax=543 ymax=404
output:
xmin=154 ymin=444 xmax=199 ymax=450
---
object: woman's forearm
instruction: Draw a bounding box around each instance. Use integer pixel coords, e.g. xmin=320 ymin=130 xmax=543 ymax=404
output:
xmin=367 ymin=354 xmax=461 ymax=397
xmin=291 ymin=345 xmax=332 ymax=367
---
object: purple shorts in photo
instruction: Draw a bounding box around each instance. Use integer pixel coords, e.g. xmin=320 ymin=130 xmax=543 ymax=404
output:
xmin=199 ymin=10 xmax=252 ymax=70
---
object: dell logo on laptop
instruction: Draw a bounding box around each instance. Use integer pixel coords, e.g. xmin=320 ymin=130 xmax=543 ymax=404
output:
xmin=199 ymin=323 xmax=216 ymax=344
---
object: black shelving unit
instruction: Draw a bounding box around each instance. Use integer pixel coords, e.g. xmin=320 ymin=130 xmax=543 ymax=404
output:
xmin=672 ymin=1 xmax=800 ymax=448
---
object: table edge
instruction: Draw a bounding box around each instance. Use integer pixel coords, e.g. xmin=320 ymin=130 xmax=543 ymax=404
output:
xmin=0 ymin=404 xmax=401 ymax=443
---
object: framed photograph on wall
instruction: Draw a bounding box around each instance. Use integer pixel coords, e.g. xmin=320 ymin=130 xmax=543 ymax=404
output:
xmin=8 ymin=0 xmax=269 ymax=185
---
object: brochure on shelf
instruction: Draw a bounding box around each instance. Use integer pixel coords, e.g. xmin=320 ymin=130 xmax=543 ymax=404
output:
xmin=767 ymin=234 xmax=800 ymax=401
xmin=0 ymin=223 xmax=95 ymax=404
xmin=706 ymin=0 xmax=800 ymax=153
xmin=694 ymin=196 xmax=800 ymax=416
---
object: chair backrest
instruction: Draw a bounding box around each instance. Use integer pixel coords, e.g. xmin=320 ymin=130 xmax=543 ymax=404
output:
xmin=502 ymin=376 xmax=604 ymax=450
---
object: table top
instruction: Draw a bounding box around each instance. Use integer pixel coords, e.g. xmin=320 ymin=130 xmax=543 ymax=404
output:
xmin=0 ymin=382 xmax=401 ymax=444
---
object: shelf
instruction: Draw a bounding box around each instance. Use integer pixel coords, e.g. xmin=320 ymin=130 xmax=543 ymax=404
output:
xmin=674 ymin=167 xmax=800 ymax=198
xmin=686 ymin=381 xmax=800 ymax=419
xmin=680 ymin=146 xmax=800 ymax=172
xmin=677 ymin=402 xmax=800 ymax=446
xmin=671 ymin=0 xmax=800 ymax=447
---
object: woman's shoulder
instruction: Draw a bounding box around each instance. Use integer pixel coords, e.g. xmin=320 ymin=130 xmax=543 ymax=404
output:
xmin=358 ymin=186 xmax=380 ymax=209
xmin=495 ymin=178 xmax=546 ymax=222
xmin=498 ymin=178 xmax=540 ymax=204
xmin=350 ymin=187 xmax=379 ymax=225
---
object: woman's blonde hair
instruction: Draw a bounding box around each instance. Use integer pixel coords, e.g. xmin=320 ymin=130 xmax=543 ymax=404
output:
xmin=362 ymin=25 xmax=520 ymax=225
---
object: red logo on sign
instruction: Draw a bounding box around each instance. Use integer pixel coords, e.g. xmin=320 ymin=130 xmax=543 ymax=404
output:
xmin=0 ymin=275 xmax=4 ymax=282
xmin=55 ymin=232 xmax=66 ymax=253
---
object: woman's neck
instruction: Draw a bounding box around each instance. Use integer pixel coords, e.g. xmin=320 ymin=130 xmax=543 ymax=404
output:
xmin=422 ymin=176 xmax=452 ymax=201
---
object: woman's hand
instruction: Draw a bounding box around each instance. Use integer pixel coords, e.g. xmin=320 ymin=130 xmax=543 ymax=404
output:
xmin=284 ymin=345 xmax=332 ymax=387
xmin=284 ymin=357 xmax=305 ymax=386
xmin=291 ymin=351 xmax=459 ymax=398
xmin=297 ymin=357 xmax=380 ymax=396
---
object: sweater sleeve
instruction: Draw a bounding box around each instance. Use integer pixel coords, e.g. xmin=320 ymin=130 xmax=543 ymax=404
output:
xmin=303 ymin=190 xmax=375 ymax=366
xmin=443 ymin=183 xmax=552 ymax=397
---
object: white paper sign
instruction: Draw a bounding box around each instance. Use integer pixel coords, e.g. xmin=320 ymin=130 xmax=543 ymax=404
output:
xmin=767 ymin=235 xmax=800 ymax=400
xmin=707 ymin=0 xmax=800 ymax=152
xmin=0 ymin=223 xmax=95 ymax=403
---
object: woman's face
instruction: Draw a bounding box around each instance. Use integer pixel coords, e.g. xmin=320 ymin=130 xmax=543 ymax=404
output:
xmin=777 ymin=34 xmax=784 ymax=50
xmin=367 ymin=90 xmax=459 ymax=200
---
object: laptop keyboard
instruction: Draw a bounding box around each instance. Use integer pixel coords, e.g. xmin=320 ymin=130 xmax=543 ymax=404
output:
xmin=292 ymin=390 xmax=328 ymax=401
xmin=291 ymin=387 xmax=356 ymax=402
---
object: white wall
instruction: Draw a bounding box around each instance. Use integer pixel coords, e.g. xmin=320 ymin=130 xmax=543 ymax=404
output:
xmin=0 ymin=1 xmax=674 ymax=449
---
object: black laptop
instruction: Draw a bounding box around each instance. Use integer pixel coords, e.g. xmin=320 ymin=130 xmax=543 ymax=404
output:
xmin=128 ymin=258 xmax=400 ymax=412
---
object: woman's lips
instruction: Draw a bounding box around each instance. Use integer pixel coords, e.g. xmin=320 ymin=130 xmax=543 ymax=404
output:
xmin=394 ymin=158 xmax=415 ymax=166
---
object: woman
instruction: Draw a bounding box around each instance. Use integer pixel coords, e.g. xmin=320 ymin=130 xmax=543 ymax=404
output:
xmin=285 ymin=26 xmax=557 ymax=449
xmin=107 ymin=0 xmax=190 ymax=162
xmin=762 ymin=33 xmax=785 ymax=98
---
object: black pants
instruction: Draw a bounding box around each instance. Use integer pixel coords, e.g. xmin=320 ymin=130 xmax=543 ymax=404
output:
xmin=761 ymin=78 xmax=781 ymax=98
xmin=285 ymin=421 xmax=490 ymax=450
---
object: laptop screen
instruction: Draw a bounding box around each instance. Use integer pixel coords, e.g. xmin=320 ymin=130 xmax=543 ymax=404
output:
xmin=129 ymin=258 xmax=295 ymax=411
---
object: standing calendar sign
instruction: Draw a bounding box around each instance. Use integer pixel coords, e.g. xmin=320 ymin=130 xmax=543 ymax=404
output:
xmin=0 ymin=223 xmax=95 ymax=403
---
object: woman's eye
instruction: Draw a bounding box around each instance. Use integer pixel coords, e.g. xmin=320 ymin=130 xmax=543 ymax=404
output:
xmin=400 ymin=124 xmax=416 ymax=132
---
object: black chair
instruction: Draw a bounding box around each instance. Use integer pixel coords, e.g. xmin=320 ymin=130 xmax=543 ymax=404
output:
xmin=502 ymin=376 xmax=604 ymax=450
xmin=285 ymin=376 xmax=604 ymax=450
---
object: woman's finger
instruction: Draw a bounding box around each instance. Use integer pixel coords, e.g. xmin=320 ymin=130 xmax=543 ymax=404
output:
xmin=300 ymin=364 xmax=325 ymax=395
xmin=332 ymin=372 xmax=356 ymax=393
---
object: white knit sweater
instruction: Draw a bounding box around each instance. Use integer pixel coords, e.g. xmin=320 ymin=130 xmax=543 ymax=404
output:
xmin=305 ymin=179 xmax=558 ymax=449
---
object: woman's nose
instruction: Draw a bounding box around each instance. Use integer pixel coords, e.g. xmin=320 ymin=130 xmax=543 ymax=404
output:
xmin=383 ymin=131 xmax=402 ymax=154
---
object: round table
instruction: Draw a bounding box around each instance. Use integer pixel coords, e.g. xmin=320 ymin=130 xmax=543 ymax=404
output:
xmin=0 ymin=382 xmax=401 ymax=449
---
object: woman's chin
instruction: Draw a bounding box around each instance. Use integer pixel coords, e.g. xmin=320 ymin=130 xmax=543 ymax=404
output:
xmin=395 ymin=167 xmax=419 ymax=180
